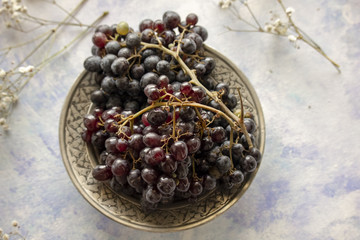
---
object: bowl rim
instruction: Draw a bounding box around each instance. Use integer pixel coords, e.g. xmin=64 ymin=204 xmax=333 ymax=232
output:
xmin=59 ymin=44 xmax=265 ymax=232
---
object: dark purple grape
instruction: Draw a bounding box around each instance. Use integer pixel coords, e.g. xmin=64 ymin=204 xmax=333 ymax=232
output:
xmin=179 ymin=106 xmax=196 ymax=122
xmin=241 ymin=155 xmax=257 ymax=173
xmin=156 ymin=60 xmax=170 ymax=74
xmin=92 ymin=32 xmax=107 ymax=48
xmin=95 ymin=24 xmax=113 ymax=36
xmin=92 ymin=165 xmax=112 ymax=181
xmin=141 ymin=167 xmax=159 ymax=184
xmin=223 ymin=93 xmax=237 ymax=110
xmin=177 ymin=121 xmax=195 ymax=135
xmin=157 ymin=175 xmax=176 ymax=195
xmin=104 ymin=119 xmax=119 ymax=133
xmin=111 ymin=57 xmax=129 ymax=76
xmin=201 ymin=136 xmax=214 ymax=151
xmin=115 ymin=76 xmax=129 ymax=92
xmin=153 ymin=19 xmax=165 ymax=33
xmin=194 ymin=63 xmax=206 ymax=77
xmin=139 ymin=19 xmax=154 ymax=32
xmin=116 ymin=138 xmax=128 ymax=152
xmin=206 ymin=146 xmax=221 ymax=163
xmin=189 ymin=86 xmax=206 ymax=102
xmin=185 ymin=137 xmax=201 ymax=154
xmin=100 ymin=75 xmax=117 ymax=93
xmin=127 ymin=169 xmax=143 ymax=191
xmin=176 ymin=69 xmax=190 ymax=82
xmin=127 ymin=79 xmax=141 ymax=96
xmin=111 ymin=158 xmax=130 ymax=176
xmin=189 ymin=180 xmax=203 ymax=196
xmin=125 ymin=32 xmax=141 ymax=48
xmin=160 ymin=154 xmax=178 ymax=174
xmin=144 ymin=55 xmax=161 ymax=72
xmin=124 ymin=100 xmax=139 ymax=112
xmin=128 ymin=133 xmax=145 ymax=151
xmin=186 ymin=32 xmax=203 ymax=50
xmin=170 ymin=141 xmax=188 ymax=161
xmin=84 ymin=56 xmax=102 ymax=72
xmin=240 ymin=133 xmax=255 ymax=149
xmin=141 ymin=28 xmax=154 ymax=43
xmin=117 ymin=47 xmax=132 ymax=59
xmin=191 ymin=25 xmax=208 ymax=41
xmin=145 ymin=185 xmax=162 ymax=204
xmin=175 ymin=162 xmax=189 ymax=178
xmin=158 ymin=75 xmax=170 ymax=88
xmin=105 ymin=41 xmax=121 ymax=55
xmin=176 ymin=177 xmax=190 ymax=192
xmin=117 ymin=125 xmax=131 ymax=139
xmin=83 ymin=114 xmax=98 ymax=131
xmin=203 ymin=175 xmax=217 ymax=191
xmin=91 ymin=130 xmax=109 ymax=150
xmin=147 ymin=108 xmax=167 ymax=126
xmin=244 ymin=118 xmax=256 ymax=134
xmin=143 ymin=132 xmax=162 ymax=148
xmin=131 ymin=64 xmax=145 ymax=79
xmin=180 ymin=38 xmax=196 ymax=54
xmin=216 ymin=155 xmax=232 ymax=174
xmin=186 ymin=13 xmax=198 ymax=25
xmin=140 ymin=72 xmax=159 ymax=88
xmin=211 ymin=126 xmax=226 ymax=143
xmin=230 ymin=170 xmax=244 ymax=185
xmin=163 ymin=11 xmax=181 ymax=29
xmin=160 ymin=30 xmax=175 ymax=46
xmin=146 ymin=147 xmax=165 ymax=165
xmin=105 ymin=153 xmax=119 ymax=167
xmin=215 ymin=83 xmax=230 ymax=97
xmin=249 ymin=147 xmax=262 ymax=163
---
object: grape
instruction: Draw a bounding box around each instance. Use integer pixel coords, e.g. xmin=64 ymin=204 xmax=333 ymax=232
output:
xmin=185 ymin=137 xmax=201 ymax=154
xmin=84 ymin=56 xmax=102 ymax=72
xmin=117 ymin=47 xmax=132 ymax=59
xmin=92 ymin=165 xmax=113 ymax=181
xmin=211 ymin=126 xmax=226 ymax=143
xmin=95 ymin=24 xmax=113 ymax=36
xmin=129 ymin=133 xmax=145 ymax=151
xmin=179 ymin=107 xmax=196 ymax=122
xmin=176 ymin=69 xmax=190 ymax=82
xmin=131 ymin=64 xmax=145 ymax=79
xmin=91 ymin=130 xmax=109 ymax=150
xmin=153 ymin=19 xmax=165 ymax=33
xmin=92 ymin=32 xmax=107 ymax=48
xmin=83 ymin=114 xmax=98 ymax=131
xmin=249 ymin=147 xmax=262 ymax=163
xmin=203 ymin=175 xmax=217 ymax=191
xmin=241 ymin=155 xmax=257 ymax=173
xmin=116 ymin=21 xmax=129 ymax=35
xmin=201 ymin=136 xmax=214 ymax=151
xmin=145 ymin=185 xmax=162 ymax=204
xmin=126 ymin=33 xmax=141 ymax=48
xmin=139 ymin=19 xmax=154 ymax=32
xmin=160 ymin=154 xmax=178 ymax=174
xmin=160 ymin=30 xmax=175 ymax=46
xmin=216 ymin=155 xmax=232 ymax=174
xmin=186 ymin=32 xmax=203 ymax=50
xmin=141 ymin=28 xmax=154 ymax=43
xmin=157 ymin=175 xmax=176 ymax=195
xmin=158 ymin=75 xmax=170 ymax=88
xmin=194 ymin=63 xmax=206 ymax=77
xmin=116 ymin=138 xmax=128 ymax=152
xmin=230 ymin=170 xmax=244 ymax=185
xmin=156 ymin=60 xmax=170 ymax=74
xmin=180 ymin=38 xmax=196 ymax=54
xmin=244 ymin=118 xmax=256 ymax=134
xmin=111 ymin=57 xmax=129 ymax=76
xmin=189 ymin=180 xmax=203 ymax=196
xmin=176 ymin=177 xmax=190 ymax=192
xmin=104 ymin=119 xmax=119 ymax=133
xmin=105 ymin=136 xmax=118 ymax=153
xmin=143 ymin=132 xmax=162 ymax=148
xmin=124 ymin=100 xmax=140 ymax=112
xmin=141 ymin=167 xmax=159 ymax=184
xmin=140 ymin=72 xmax=159 ymax=88
xmin=170 ymin=141 xmax=188 ymax=161
xmin=111 ymin=158 xmax=130 ymax=176
xmin=127 ymin=169 xmax=143 ymax=192
xmin=186 ymin=13 xmax=198 ymax=25
xmin=163 ymin=11 xmax=181 ymax=29
xmin=105 ymin=41 xmax=121 ymax=55
xmin=127 ymin=79 xmax=141 ymax=96
xmin=144 ymin=55 xmax=161 ymax=72
xmin=215 ymin=83 xmax=230 ymax=97
xmin=81 ymin=129 xmax=92 ymax=143
xmin=147 ymin=108 xmax=167 ymax=126
xmin=191 ymin=25 xmax=208 ymax=41
xmin=146 ymin=147 xmax=165 ymax=165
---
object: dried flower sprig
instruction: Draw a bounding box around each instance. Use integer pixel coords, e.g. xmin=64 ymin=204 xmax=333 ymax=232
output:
xmin=0 ymin=0 xmax=108 ymax=134
xmin=219 ymin=0 xmax=340 ymax=73
xmin=0 ymin=220 xmax=26 ymax=240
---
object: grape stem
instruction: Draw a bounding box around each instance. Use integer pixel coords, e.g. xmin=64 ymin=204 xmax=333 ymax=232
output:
xmin=139 ymin=41 xmax=253 ymax=149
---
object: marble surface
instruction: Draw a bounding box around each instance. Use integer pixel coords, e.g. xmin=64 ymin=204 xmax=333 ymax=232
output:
xmin=1 ymin=0 xmax=359 ymax=239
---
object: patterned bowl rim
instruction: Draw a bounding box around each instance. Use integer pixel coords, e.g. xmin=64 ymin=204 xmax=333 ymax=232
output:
xmin=59 ymin=44 xmax=266 ymax=232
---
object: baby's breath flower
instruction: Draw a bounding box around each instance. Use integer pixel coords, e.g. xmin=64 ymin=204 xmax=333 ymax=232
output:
xmin=0 ymin=69 xmax=6 ymax=78
xmin=3 ymin=233 xmax=9 ymax=240
xmin=12 ymin=220 xmax=19 ymax=227
xmin=18 ymin=65 xmax=35 ymax=73
xmin=286 ymin=7 xmax=295 ymax=16
xmin=219 ymin=0 xmax=234 ymax=9
xmin=0 ymin=118 xmax=7 ymax=125
xmin=288 ymin=34 xmax=297 ymax=42
xmin=264 ymin=24 xmax=273 ymax=32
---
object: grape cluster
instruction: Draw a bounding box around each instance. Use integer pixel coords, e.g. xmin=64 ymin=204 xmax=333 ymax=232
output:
xmin=81 ymin=11 xmax=261 ymax=210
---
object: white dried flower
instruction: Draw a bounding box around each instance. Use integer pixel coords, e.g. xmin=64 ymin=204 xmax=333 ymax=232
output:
xmin=12 ymin=220 xmax=19 ymax=227
xmin=264 ymin=23 xmax=273 ymax=32
xmin=0 ymin=118 xmax=6 ymax=125
xmin=286 ymin=7 xmax=295 ymax=16
xmin=288 ymin=34 xmax=297 ymax=42
xmin=274 ymin=18 xmax=281 ymax=27
xmin=18 ymin=65 xmax=34 ymax=73
xmin=0 ymin=69 xmax=6 ymax=78
xmin=3 ymin=233 xmax=10 ymax=240
xmin=219 ymin=0 xmax=233 ymax=9
xmin=2 ymin=96 xmax=12 ymax=103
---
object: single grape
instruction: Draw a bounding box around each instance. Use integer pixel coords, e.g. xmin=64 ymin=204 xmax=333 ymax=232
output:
xmin=91 ymin=130 xmax=109 ymax=150
xmin=160 ymin=154 xmax=178 ymax=174
xmin=175 ymin=162 xmax=189 ymax=179
xmin=241 ymin=155 xmax=257 ymax=173
xmin=153 ymin=19 xmax=165 ymax=33
xmin=105 ymin=41 xmax=121 ymax=55
xmin=143 ymin=132 xmax=162 ymax=148
xmin=249 ymin=147 xmax=262 ymax=163
xmin=189 ymin=180 xmax=203 ymax=196
xmin=111 ymin=158 xmax=130 ymax=176
xmin=163 ymin=11 xmax=181 ymax=29
xmin=131 ymin=64 xmax=145 ymax=79
xmin=147 ymin=108 xmax=167 ymax=126
xmin=146 ymin=147 xmax=165 ymax=165
xmin=201 ymin=136 xmax=214 ymax=151
xmin=117 ymin=47 xmax=132 ymax=59
xmin=92 ymin=32 xmax=107 ymax=48
xmin=191 ymin=25 xmax=208 ymax=41
xmin=145 ymin=185 xmax=162 ymax=204
xmin=185 ymin=137 xmax=201 ymax=154
xmin=128 ymin=133 xmax=145 ymax=151
xmin=126 ymin=32 xmax=141 ymax=48
xmin=179 ymin=106 xmax=196 ymax=122
xmin=186 ymin=13 xmax=198 ymax=25
xmin=104 ymin=119 xmax=119 ymax=133
xmin=92 ymin=165 xmax=113 ymax=181
xmin=230 ymin=170 xmax=244 ymax=185
xmin=140 ymin=72 xmax=159 ymax=89
xmin=111 ymin=57 xmax=129 ymax=76
xmin=84 ymin=56 xmax=102 ymax=72
xmin=170 ymin=141 xmax=188 ymax=161
xmin=116 ymin=21 xmax=129 ymax=35
xmin=216 ymin=155 xmax=232 ymax=174
xmin=244 ymin=118 xmax=256 ymax=134
xmin=203 ymin=175 xmax=217 ymax=191
xmin=211 ymin=126 xmax=226 ymax=143
xmin=180 ymin=38 xmax=196 ymax=54
xmin=157 ymin=175 xmax=176 ymax=195
xmin=139 ymin=19 xmax=154 ymax=32
xmin=144 ymin=55 xmax=161 ymax=72
xmin=116 ymin=138 xmax=128 ymax=152
xmin=83 ymin=114 xmax=98 ymax=131
xmin=95 ymin=24 xmax=113 ymax=36
xmin=127 ymin=79 xmax=141 ymax=96
xmin=127 ymin=169 xmax=143 ymax=191
xmin=156 ymin=60 xmax=170 ymax=74
xmin=176 ymin=177 xmax=190 ymax=192
xmin=141 ymin=167 xmax=159 ymax=184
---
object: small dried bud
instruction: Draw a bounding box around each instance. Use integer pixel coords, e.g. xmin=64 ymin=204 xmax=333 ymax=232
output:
xmin=288 ymin=34 xmax=297 ymax=42
xmin=3 ymin=233 xmax=10 ymax=240
xmin=12 ymin=220 xmax=19 ymax=227
xmin=286 ymin=7 xmax=295 ymax=16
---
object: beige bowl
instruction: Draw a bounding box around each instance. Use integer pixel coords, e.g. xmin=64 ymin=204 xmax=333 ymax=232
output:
xmin=59 ymin=45 xmax=265 ymax=232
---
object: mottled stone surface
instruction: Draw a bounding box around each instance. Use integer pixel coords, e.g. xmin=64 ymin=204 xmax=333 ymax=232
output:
xmin=0 ymin=0 xmax=359 ymax=239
